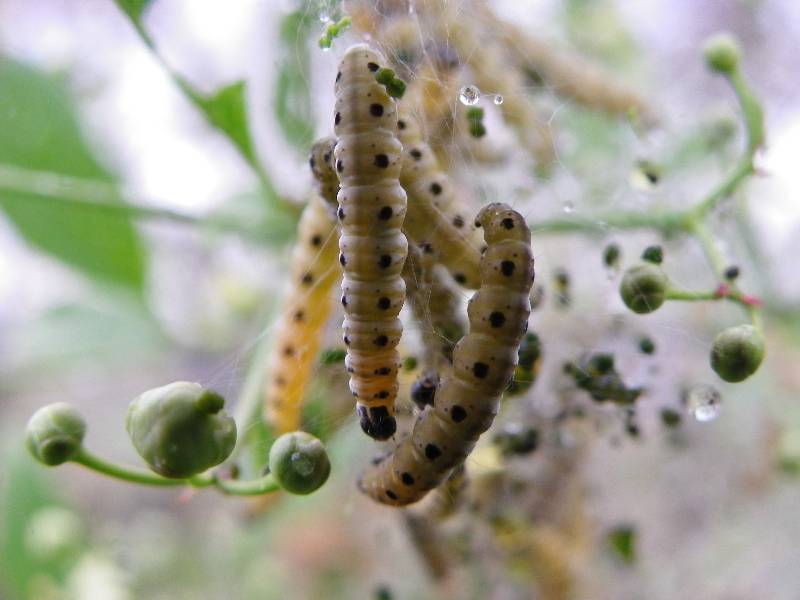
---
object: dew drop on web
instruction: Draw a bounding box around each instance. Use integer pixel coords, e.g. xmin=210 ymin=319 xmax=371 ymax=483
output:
xmin=563 ymin=201 xmax=575 ymax=213
xmin=493 ymin=94 xmax=504 ymax=105
xmin=459 ymin=85 xmax=481 ymax=106
xmin=686 ymin=384 xmax=721 ymax=422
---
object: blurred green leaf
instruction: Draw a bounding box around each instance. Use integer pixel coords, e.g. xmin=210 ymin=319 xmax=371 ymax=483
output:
xmin=274 ymin=10 xmax=314 ymax=152
xmin=607 ymin=524 xmax=637 ymax=565
xmin=114 ymin=0 xmax=154 ymax=22
xmin=0 ymin=59 xmax=146 ymax=290
xmin=198 ymin=81 xmax=260 ymax=168
xmin=0 ymin=450 xmax=64 ymax=599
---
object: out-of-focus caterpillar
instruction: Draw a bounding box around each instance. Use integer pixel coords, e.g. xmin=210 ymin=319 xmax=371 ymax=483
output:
xmin=426 ymin=464 xmax=468 ymax=520
xmin=359 ymin=203 xmax=534 ymax=505
xmin=397 ymin=105 xmax=483 ymax=288
xmin=478 ymin=4 xmax=654 ymax=124
xmin=334 ymin=44 xmax=408 ymax=440
xmin=402 ymin=243 xmax=466 ymax=373
xmin=506 ymin=332 xmax=543 ymax=396
xmin=263 ymin=196 xmax=340 ymax=433
xmin=442 ymin=15 xmax=556 ymax=168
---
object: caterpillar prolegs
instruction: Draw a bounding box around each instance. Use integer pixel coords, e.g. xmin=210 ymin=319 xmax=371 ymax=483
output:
xmin=334 ymin=45 xmax=408 ymax=440
xmin=263 ymin=195 xmax=340 ymax=433
xmin=359 ymin=203 xmax=534 ymax=506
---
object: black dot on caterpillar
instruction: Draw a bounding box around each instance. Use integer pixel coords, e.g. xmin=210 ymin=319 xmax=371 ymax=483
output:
xmin=358 ymin=203 xmax=534 ymax=506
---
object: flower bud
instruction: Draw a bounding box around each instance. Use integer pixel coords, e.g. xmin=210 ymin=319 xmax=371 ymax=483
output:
xmin=26 ymin=403 xmax=86 ymax=466
xmin=269 ymin=431 xmax=331 ymax=495
xmin=704 ymin=34 xmax=740 ymax=74
xmin=620 ymin=264 xmax=668 ymax=314
xmin=126 ymin=382 xmax=236 ymax=478
xmin=710 ymin=324 xmax=765 ymax=382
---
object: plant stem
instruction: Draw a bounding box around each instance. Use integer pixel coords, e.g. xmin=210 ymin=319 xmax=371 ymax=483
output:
xmin=71 ymin=447 xmax=279 ymax=496
xmin=530 ymin=209 xmax=684 ymax=235
xmin=664 ymin=289 xmax=718 ymax=302
xmin=72 ymin=447 xmax=193 ymax=487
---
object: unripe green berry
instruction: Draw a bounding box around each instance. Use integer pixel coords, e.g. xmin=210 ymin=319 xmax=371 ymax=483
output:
xmin=26 ymin=403 xmax=86 ymax=466
xmin=126 ymin=382 xmax=236 ymax=479
xmin=704 ymin=34 xmax=740 ymax=74
xmin=710 ymin=324 xmax=765 ymax=383
xmin=620 ymin=264 xmax=668 ymax=314
xmin=269 ymin=431 xmax=331 ymax=495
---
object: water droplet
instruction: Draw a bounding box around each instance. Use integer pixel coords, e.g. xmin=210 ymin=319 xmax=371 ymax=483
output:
xmin=493 ymin=94 xmax=504 ymax=105
xmin=563 ymin=201 xmax=575 ymax=213
xmin=290 ymin=451 xmax=314 ymax=476
xmin=319 ymin=13 xmax=331 ymax=24
xmin=321 ymin=46 xmax=331 ymax=52
xmin=459 ymin=85 xmax=481 ymax=106
xmin=686 ymin=384 xmax=721 ymax=422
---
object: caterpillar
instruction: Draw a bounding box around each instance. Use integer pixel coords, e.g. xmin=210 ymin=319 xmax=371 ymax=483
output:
xmin=477 ymin=3 xmax=654 ymax=123
xmin=263 ymin=195 xmax=340 ymax=433
xmin=402 ymin=243 xmax=467 ymax=372
xmin=334 ymin=44 xmax=408 ymax=440
xmin=397 ymin=105 xmax=483 ymax=289
xmin=359 ymin=203 xmax=534 ymax=506
xmin=309 ymin=137 xmax=340 ymax=212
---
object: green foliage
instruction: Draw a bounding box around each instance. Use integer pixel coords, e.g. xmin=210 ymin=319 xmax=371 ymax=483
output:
xmin=114 ymin=0 xmax=153 ymax=22
xmin=318 ymin=16 xmax=352 ymax=50
xmin=607 ymin=524 xmax=637 ymax=565
xmin=275 ymin=10 xmax=315 ymax=152
xmin=126 ymin=382 xmax=237 ymax=478
xmin=0 ymin=60 xmax=146 ymax=290
xmin=1 ymin=451 xmax=68 ymax=598
xmin=198 ymin=81 xmax=260 ymax=168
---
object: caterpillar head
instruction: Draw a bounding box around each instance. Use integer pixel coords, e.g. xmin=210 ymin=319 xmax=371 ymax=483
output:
xmin=309 ymin=137 xmax=337 ymax=183
xmin=357 ymin=405 xmax=397 ymax=440
xmin=475 ymin=203 xmax=531 ymax=244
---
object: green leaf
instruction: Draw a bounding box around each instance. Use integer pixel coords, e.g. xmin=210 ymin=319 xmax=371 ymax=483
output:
xmin=607 ymin=524 xmax=637 ymax=565
xmin=0 ymin=59 xmax=146 ymax=290
xmin=0 ymin=450 xmax=63 ymax=598
xmin=114 ymin=0 xmax=154 ymax=23
xmin=274 ymin=10 xmax=314 ymax=152
xmin=197 ymin=81 xmax=260 ymax=169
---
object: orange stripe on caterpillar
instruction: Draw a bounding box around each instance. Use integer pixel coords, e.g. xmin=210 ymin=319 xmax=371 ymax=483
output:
xmin=263 ymin=196 xmax=340 ymax=433
xmin=359 ymin=203 xmax=534 ymax=505
xmin=397 ymin=105 xmax=483 ymax=288
xmin=334 ymin=44 xmax=408 ymax=440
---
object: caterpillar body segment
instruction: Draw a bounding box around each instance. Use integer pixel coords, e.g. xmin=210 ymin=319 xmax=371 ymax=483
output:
xmin=359 ymin=203 xmax=534 ymax=506
xmin=334 ymin=44 xmax=409 ymax=440
xmin=309 ymin=137 xmax=340 ymax=213
xmin=263 ymin=196 xmax=340 ymax=433
xmin=397 ymin=106 xmax=483 ymax=289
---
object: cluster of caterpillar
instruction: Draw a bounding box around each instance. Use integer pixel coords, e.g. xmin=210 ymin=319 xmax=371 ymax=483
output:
xmin=263 ymin=195 xmax=340 ymax=433
xmin=334 ymin=44 xmax=409 ymax=440
xmin=359 ymin=203 xmax=534 ymax=506
xmin=309 ymin=137 xmax=340 ymax=212
xmin=397 ymin=105 xmax=483 ymax=289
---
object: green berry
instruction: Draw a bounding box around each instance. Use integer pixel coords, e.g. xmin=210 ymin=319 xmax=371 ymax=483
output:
xmin=269 ymin=431 xmax=331 ymax=495
xmin=375 ymin=67 xmax=395 ymax=86
xmin=385 ymin=77 xmax=406 ymax=99
xmin=710 ymin=324 xmax=765 ymax=383
xmin=641 ymin=245 xmax=663 ymax=264
xmin=603 ymin=243 xmax=621 ymax=268
xmin=620 ymin=264 xmax=668 ymax=314
xmin=126 ymin=382 xmax=236 ymax=479
xmin=638 ymin=336 xmax=656 ymax=355
xmin=704 ymin=33 xmax=740 ymax=74
xmin=660 ymin=407 xmax=682 ymax=428
xmin=26 ymin=403 xmax=86 ymax=466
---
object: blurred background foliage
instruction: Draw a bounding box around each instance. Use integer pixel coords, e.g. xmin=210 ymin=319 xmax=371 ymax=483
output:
xmin=1 ymin=0 xmax=800 ymax=599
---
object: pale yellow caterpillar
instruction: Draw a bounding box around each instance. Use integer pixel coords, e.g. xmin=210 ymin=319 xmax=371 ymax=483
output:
xmin=397 ymin=105 xmax=483 ymax=289
xmin=334 ymin=44 xmax=408 ymax=440
xmin=359 ymin=203 xmax=534 ymax=505
xmin=403 ymin=243 xmax=467 ymax=372
xmin=263 ymin=195 xmax=340 ymax=433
